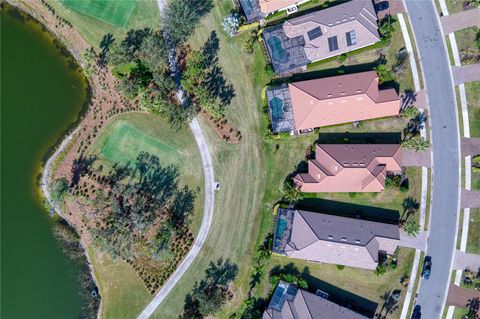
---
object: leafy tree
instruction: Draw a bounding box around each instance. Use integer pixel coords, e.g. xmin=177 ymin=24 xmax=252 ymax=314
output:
xmin=374 ymin=64 xmax=394 ymax=84
xmin=269 ymin=263 xmax=308 ymax=290
xmin=91 ymin=152 xmax=196 ymax=260
xmin=51 ymin=177 xmax=69 ymax=204
xmin=283 ymin=179 xmax=302 ymax=203
xmin=379 ymin=16 xmax=395 ymax=39
xmin=401 ymin=136 xmax=430 ymax=151
xmin=163 ymin=0 xmax=213 ymax=45
xmin=181 ymin=258 xmax=238 ymax=317
xmin=403 ymin=219 xmax=420 ymax=236
xmin=181 ymin=50 xmax=224 ymax=118
xmin=374 ymin=263 xmax=387 ymax=276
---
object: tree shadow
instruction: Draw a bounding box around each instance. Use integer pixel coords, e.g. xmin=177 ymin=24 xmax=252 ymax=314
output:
xmin=181 ymin=258 xmax=238 ymax=318
xmin=201 ymin=31 xmax=236 ymax=106
xmin=376 ymin=290 xmax=401 ymax=319
xmin=70 ymin=155 xmax=97 ymax=187
xmin=400 ymin=89 xmax=417 ymax=111
xmin=301 ymin=267 xmax=379 ymax=317
xmin=401 ymin=197 xmax=420 ymax=221
xmin=295 ymin=198 xmax=400 ymax=224
xmin=404 ymin=112 xmax=428 ymax=138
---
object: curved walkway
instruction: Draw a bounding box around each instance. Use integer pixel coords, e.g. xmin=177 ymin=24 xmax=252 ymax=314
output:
xmin=138 ymin=118 xmax=214 ymax=319
xmin=137 ymin=1 xmax=216 ymax=318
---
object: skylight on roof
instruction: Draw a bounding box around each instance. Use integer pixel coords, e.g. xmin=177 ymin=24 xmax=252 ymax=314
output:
xmin=307 ymin=27 xmax=322 ymax=41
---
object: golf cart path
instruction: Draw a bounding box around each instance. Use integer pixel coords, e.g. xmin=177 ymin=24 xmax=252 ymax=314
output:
xmin=137 ymin=1 xmax=216 ymax=318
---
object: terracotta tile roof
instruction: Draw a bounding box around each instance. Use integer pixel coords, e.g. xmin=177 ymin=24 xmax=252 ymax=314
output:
xmin=293 ymin=143 xmax=402 ymax=192
xmin=263 ymin=281 xmax=372 ymax=319
xmin=289 ymin=71 xmax=400 ymax=130
xmin=259 ymin=0 xmax=302 ymax=14
xmin=273 ymin=209 xmax=400 ymax=270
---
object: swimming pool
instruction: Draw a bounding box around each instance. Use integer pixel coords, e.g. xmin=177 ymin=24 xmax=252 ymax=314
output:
xmin=267 ymin=36 xmax=290 ymax=63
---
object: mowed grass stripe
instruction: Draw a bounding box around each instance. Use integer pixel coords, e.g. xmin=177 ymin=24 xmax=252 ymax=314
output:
xmin=62 ymin=0 xmax=136 ymax=28
xmin=100 ymin=120 xmax=182 ymax=166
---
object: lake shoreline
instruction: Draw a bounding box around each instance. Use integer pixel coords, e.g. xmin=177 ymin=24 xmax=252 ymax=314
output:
xmin=3 ymin=2 xmax=102 ymax=317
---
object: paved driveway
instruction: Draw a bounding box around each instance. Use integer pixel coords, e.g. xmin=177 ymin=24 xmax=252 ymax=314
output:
xmin=447 ymin=284 xmax=480 ymax=307
xmin=399 ymin=230 xmax=427 ymax=251
xmin=440 ymin=8 xmax=480 ymax=34
xmin=461 ymin=137 xmax=480 ymax=157
xmin=404 ymin=1 xmax=461 ymax=318
xmin=461 ymin=189 xmax=480 ymax=208
xmin=452 ymin=64 xmax=480 ymax=85
xmin=454 ymin=250 xmax=480 ymax=270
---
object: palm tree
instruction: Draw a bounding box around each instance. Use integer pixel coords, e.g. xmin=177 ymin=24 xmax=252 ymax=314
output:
xmin=404 ymin=219 xmax=420 ymax=237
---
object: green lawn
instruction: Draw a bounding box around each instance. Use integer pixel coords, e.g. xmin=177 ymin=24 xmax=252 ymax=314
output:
xmin=89 ymin=112 xmax=204 ymax=235
xmin=63 ymin=0 xmax=136 ymax=27
xmin=44 ymin=0 xmax=159 ymax=47
xmin=466 ymin=209 xmax=480 ymax=254
xmin=89 ymin=248 xmax=150 ymax=319
xmin=148 ymin=1 xmax=420 ymax=318
xmin=466 ymin=81 xmax=480 ymax=138
xmin=99 ymin=121 xmax=183 ymax=166
xmin=86 ymin=113 xmax=206 ymax=319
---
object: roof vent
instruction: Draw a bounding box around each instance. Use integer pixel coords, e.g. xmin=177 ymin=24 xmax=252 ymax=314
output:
xmin=355 ymin=239 xmax=361 ymax=244
xmin=328 ymin=235 xmax=333 ymax=239
xmin=341 ymin=237 xmax=347 ymax=242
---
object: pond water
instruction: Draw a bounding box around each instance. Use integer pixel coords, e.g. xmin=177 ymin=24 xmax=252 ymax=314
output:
xmin=1 ymin=5 xmax=87 ymax=319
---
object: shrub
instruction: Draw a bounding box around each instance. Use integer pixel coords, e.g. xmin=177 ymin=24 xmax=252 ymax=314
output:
xmin=403 ymin=219 xmax=420 ymax=236
xmin=385 ymin=175 xmax=401 ymax=188
xmin=374 ymin=263 xmax=387 ymax=276
xmin=336 ymin=265 xmax=345 ymax=270
xmin=401 ymin=106 xmax=420 ymax=118
xmin=402 ymin=136 xmax=430 ymax=151
xmin=473 ymin=155 xmax=480 ymax=172
xmin=348 ymin=192 xmax=358 ymax=198
xmin=338 ymin=53 xmax=347 ymax=62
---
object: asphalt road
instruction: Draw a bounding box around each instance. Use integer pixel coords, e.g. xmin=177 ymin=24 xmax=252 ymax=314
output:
xmin=404 ymin=1 xmax=461 ymax=318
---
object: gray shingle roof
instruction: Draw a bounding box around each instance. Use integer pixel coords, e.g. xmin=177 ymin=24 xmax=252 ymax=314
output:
xmin=263 ymin=281 xmax=372 ymax=319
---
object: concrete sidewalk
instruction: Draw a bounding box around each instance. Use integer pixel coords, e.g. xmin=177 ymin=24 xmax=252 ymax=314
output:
xmin=452 ymin=64 xmax=480 ymax=85
xmin=440 ymin=8 xmax=480 ymax=34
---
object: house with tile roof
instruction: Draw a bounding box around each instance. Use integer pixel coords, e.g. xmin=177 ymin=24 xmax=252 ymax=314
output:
xmin=266 ymin=71 xmax=400 ymax=133
xmin=273 ymin=208 xmax=400 ymax=270
xmin=293 ymin=143 xmax=402 ymax=193
xmin=261 ymin=0 xmax=380 ymax=73
xmin=263 ymin=281 xmax=372 ymax=319
xmin=239 ymin=0 xmax=311 ymax=22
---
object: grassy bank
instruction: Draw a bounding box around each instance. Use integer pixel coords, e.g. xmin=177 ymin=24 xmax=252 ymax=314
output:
xmin=43 ymin=0 xmax=159 ymax=48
